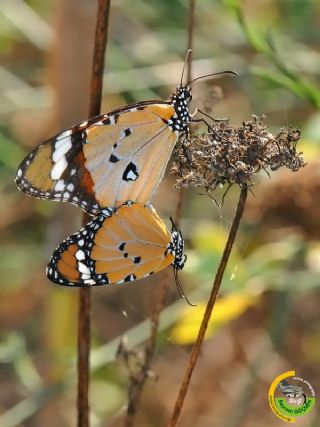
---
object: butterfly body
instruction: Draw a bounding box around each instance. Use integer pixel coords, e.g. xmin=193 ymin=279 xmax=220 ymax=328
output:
xmin=16 ymin=87 xmax=192 ymax=215
xmin=47 ymin=202 xmax=186 ymax=287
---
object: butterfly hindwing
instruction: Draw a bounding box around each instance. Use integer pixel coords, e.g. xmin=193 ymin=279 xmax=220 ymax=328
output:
xmin=47 ymin=203 xmax=181 ymax=287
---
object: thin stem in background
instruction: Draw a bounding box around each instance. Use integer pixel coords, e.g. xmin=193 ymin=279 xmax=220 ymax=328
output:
xmin=124 ymin=2 xmax=196 ymax=424
xmin=77 ymin=1 xmax=111 ymax=426
xmin=167 ymin=187 xmax=248 ymax=427
xmin=175 ymin=0 xmax=195 ymax=224
xmin=124 ymin=272 xmax=169 ymax=427
xmin=186 ymin=0 xmax=195 ymax=84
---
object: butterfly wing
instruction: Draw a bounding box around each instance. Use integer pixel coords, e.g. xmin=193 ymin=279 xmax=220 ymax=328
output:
xmin=47 ymin=203 xmax=175 ymax=287
xmin=16 ymin=102 xmax=179 ymax=215
xmin=89 ymin=203 xmax=174 ymax=284
xmin=47 ymin=220 xmax=97 ymax=286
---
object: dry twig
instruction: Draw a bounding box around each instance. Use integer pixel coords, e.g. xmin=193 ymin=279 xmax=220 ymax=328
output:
xmin=171 ymin=116 xmax=305 ymax=194
xmin=121 ymin=272 xmax=169 ymax=427
xmin=174 ymin=0 xmax=196 ymax=224
xmin=78 ymin=1 xmax=111 ymax=426
xmin=123 ymin=3 xmax=197 ymax=425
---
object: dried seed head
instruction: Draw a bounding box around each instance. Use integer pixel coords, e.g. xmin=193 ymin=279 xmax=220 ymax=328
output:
xmin=171 ymin=116 xmax=305 ymax=196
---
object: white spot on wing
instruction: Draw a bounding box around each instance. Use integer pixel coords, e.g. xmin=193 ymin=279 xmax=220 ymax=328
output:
xmin=53 ymin=136 xmax=72 ymax=162
xmin=78 ymin=262 xmax=90 ymax=275
xmin=51 ymin=157 xmax=68 ymax=180
xmin=54 ymin=180 xmax=65 ymax=192
xmin=84 ymin=279 xmax=96 ymax=285
xmin=56 ymin=130 xmax=72 ymax=140
xmin=76 ymin=250 xmax=85 ymax=260
xmin=126 ymin=170 xmax=137 ymax=180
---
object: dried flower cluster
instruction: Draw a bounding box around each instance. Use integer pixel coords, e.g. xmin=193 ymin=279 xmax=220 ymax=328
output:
xmin=171 ymin=116 xmax=305 ymax=195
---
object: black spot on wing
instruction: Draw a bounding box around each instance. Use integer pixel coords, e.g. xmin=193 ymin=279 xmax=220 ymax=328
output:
xmin=133 ymin=256 xmax=141 ymax=264
xmin=119 ymin=242 xmax=126 ymax=251
xmin=124 ymin=128 xmax=132 ymax=137
xmin=124 ymin=274 xmax=136 ymax=282
xmin=122 ymin=162 xmax=139 ymax=182
xmin=109 ymin=154 xmax=120 ymax=163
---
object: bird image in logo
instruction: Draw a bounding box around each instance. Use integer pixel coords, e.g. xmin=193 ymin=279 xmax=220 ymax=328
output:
xmin=277 ymin=379 xmax=306 ymax=406
xmin=269 ymin=371 xmax=315 ymax=423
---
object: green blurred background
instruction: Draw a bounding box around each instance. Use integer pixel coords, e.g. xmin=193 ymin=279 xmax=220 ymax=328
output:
xmin=0 ymin=0 xmax=319 ymax=426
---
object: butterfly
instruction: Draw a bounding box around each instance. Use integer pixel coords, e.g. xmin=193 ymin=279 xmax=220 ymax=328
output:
xmin=47 ymin=201 xmax=186 ymax=287
xmin=15 ymin=88 xmax=193 ymax=216
xmin=15 ymin=54 xmax=236 ymax=216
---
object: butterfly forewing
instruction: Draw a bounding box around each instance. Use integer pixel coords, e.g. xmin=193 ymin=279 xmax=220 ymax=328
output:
xmin=47 ymin=228 xmax=97 ymax=286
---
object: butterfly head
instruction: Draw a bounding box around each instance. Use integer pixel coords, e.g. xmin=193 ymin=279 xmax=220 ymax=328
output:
xmin=168 ymin=218 xmax=186 ymax=270
xmin=176 ymin=85 xmax=192 ymax=103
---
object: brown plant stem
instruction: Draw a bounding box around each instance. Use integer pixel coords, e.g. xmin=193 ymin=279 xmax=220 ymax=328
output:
xmin=186 ymin=0 xmax=195 ymax=84
xmin=124 ymin=272 xmax=169 ymax=427
xmin=124 ymin=3 xmax=196 ymax=423
xmin=167 ymin=187 xmax=248 ymax=427
xmin=175 ymin=0 xmax=195 ymax=224
xmin=77 ymin=1 xmax=111 ymax=426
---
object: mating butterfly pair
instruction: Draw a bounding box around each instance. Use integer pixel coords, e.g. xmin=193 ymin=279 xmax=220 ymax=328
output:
xmin=16 ymin=80 xmax=193 ymax=287
xmin=16 ymin=60 xmax=236 ymax=288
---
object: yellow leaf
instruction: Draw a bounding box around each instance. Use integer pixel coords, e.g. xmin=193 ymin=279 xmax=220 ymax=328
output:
xmin=170 ymin=293 xmax=260 ymax=345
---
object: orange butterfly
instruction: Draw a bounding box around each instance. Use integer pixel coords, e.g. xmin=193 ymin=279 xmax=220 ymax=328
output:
xmin=15 ymin=90 xmax=192 ymax=215
xmin=47 ymin=202 xmax=186 ymax=287
xmin=15 ymin=62 xmax=236 ymax=215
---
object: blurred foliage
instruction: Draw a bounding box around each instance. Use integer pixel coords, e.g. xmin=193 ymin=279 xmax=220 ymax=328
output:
xmin=224 ymin=0 xmax=320 ymax=108
xmin=0 ymin=0 xmax=320 ymax=426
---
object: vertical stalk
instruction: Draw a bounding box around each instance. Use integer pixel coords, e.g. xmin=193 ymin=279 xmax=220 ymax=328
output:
xmin=186 ymin=0 xmax=195 ymax=83
xmin=124 ymin=2 xmax=196 ymax=424
xmin=77 ymin=1 xmax=111 ymax=426
xmin=167 ymin=187 xmax=248 ymax=427
xmin=175 ymin=0 xmax=195 ymax=224
xmin=124 ymin=271 xmax=169 ymax=427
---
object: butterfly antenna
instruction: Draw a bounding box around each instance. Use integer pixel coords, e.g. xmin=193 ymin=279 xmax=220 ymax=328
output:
xmin=186 ymin=70 xmax=239 ymax=86
xmin=174 ymin=268 xmax=196 ymax=307
xmin=181 ymin=49 xmax=192 ymax=86
xmin=169 ymin=215 xmax=178 ymax=231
